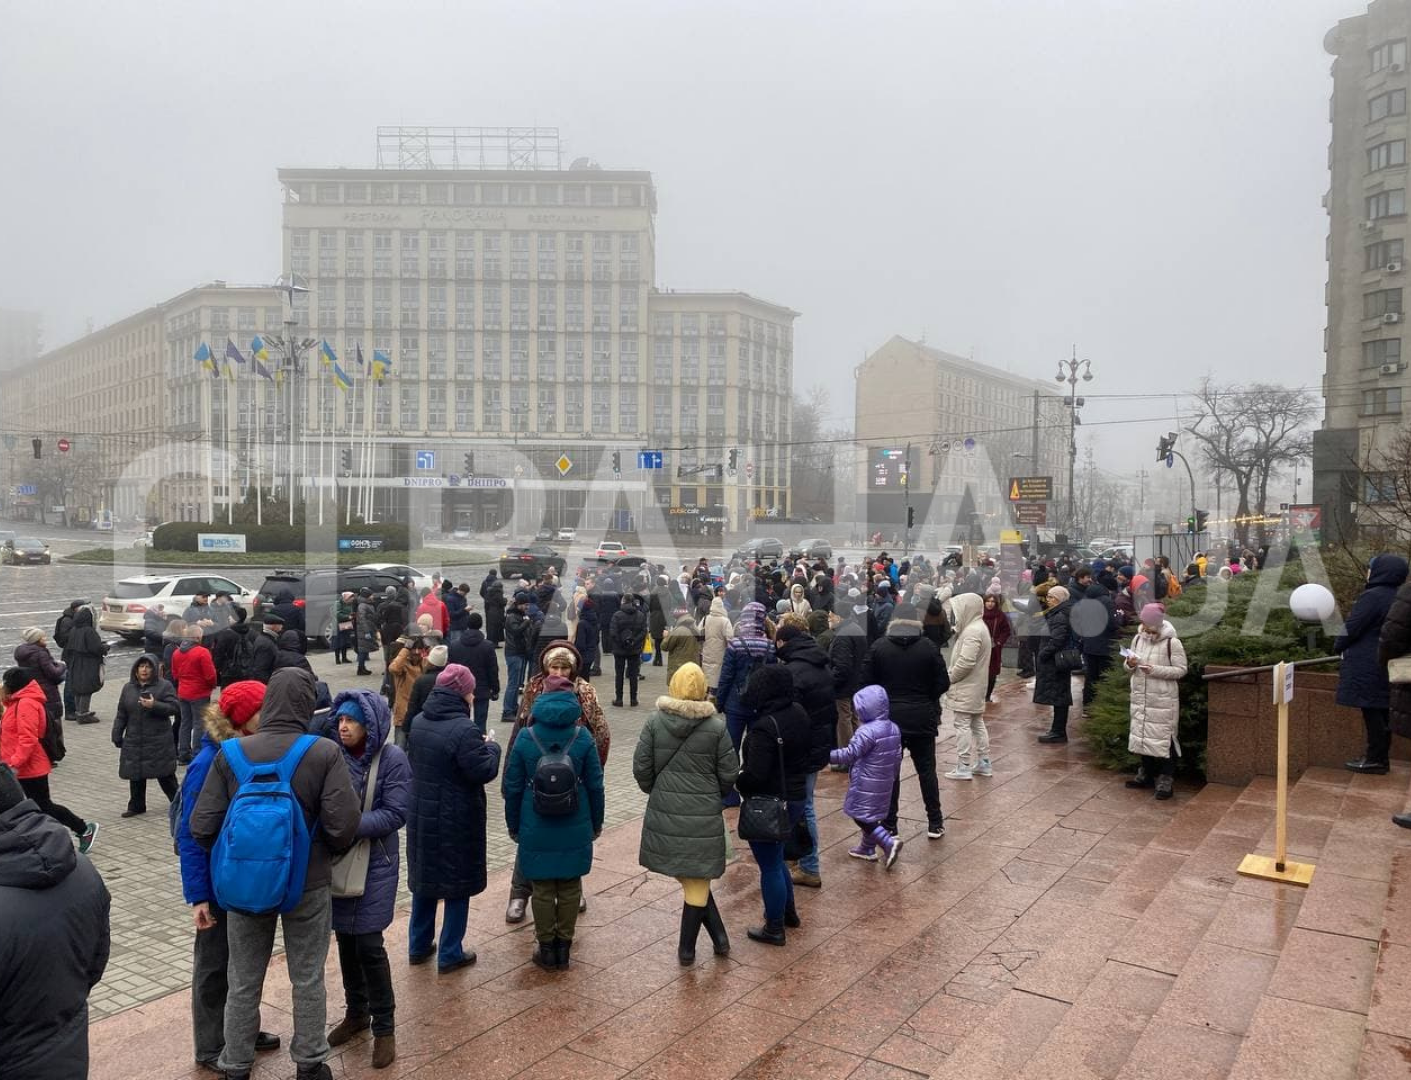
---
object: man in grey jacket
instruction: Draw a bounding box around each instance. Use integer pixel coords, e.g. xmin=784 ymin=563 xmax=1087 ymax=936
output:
xmin=191 ymin=668 xmax=361 ymax=1080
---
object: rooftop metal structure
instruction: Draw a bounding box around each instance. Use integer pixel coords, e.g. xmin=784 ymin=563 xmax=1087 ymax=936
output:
xmin=375 ymin=126 xmax=563 ymax=171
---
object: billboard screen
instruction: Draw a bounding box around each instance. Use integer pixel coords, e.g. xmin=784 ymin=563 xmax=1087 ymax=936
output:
xmin=872 ymin=447 xmax=907 ymax=488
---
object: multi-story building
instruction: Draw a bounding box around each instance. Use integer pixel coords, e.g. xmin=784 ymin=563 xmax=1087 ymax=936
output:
xmin=854 ymin=336 xmax=1070 ymax=540
xmin=0 ymin=309 xmax=41 ymax=371
xmin=1314 ymin=0 xmax=1411 ymax=541
xmin=276 ymin=127 xmax=796 ymax=534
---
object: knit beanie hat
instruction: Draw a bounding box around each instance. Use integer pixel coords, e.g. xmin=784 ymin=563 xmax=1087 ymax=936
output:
xmin=416 ymin=614 xmax=434 ymax=633
xmin=985 ymin=579 xmax=1003 ymax=596
xmin=1046 ymin=586 xmax=1070 ymax=606
xmin=334 ymin=698 xmax=366 ymax=724
xmin=541 ymin=644 xmax=578 ymax=674
xmin=0 ymin=764 xmax=25 ymax=813
xmin=427 ymin=644 xmax=449 ymax=669
xmin=435 ymin=663 xmax=476 ymax=698
xmin=531 ymin=688 xmax=582 ymax=727
xmin=543 ymin=674 xmax=575 ymax=694
xmin=1140 ymin=603 xmax=1167 ymax=628
xmin=20 ymin=627 xmax=43 ymax=644
xmin=218 ymin=680 xmax=267 ymax=730
xmin=668 ymin=662 xmax=707 ymax=702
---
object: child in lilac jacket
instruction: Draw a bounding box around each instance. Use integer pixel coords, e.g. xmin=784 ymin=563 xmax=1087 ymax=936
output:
xmin=829 ymin=684 xmax=904 ymax=868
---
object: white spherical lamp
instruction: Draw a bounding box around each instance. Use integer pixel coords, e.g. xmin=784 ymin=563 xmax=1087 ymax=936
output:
xmin=1289 ymin=583 xmax=1336 ymax=623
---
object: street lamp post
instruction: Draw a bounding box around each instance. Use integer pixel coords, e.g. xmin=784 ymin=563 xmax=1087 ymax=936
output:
xmin=1055 ymin=347 xmax=1093 ymax=539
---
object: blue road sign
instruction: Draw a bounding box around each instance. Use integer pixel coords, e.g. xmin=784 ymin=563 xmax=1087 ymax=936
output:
xmin=415 ymin=450 xmax=436 ymax=470
xmin=16 ymin=484 xmax=35 ymax=495
xmin=638 ymin=450 xmax=663 ymax=470
xmin=1165 ymin=452 xmax=1174 ymax=468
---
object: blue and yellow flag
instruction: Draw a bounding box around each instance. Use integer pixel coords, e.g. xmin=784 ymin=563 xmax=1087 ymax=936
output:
xmin=319 ymin=339 xmax=337 ymax=369
xmin=250 ymin=336 xmax=273 ymax=382
xmin=371 ymin=348 xmax=392 ymax=382
xmin=331 ymin=360 xmax=353 ymax=392
xmin=194 ymin=341 xmax=217 ymax=377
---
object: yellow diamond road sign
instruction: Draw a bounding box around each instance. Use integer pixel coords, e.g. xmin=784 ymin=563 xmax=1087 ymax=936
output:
xmin=555 ymin=454 xmax=572 ymax=476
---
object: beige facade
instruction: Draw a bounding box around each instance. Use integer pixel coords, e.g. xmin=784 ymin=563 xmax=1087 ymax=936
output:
xmin=0 ymin=309 xmax=41 ymax=371
xmin=276 ymin=166 xmax=795 ymax=532
xmin=855 ymin=336 xmax=1070 ymax=537
xmin=1315 ymin=0 xmax=1411 ymax=539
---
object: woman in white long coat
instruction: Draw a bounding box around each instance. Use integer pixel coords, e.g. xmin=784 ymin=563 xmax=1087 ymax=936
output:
xmin=1124 ymin=603 xmax=1188 ymax=801
xmin=700 ymin=596 xmax=732 ymax=693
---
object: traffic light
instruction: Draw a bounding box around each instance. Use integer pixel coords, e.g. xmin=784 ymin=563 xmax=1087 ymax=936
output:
xmin=341 ymin=448 xmax=351 ymax=473
xmin=1156 ymin=430 xmax=1178 ymax=463
xmin=728 ymin=448 xmax=738 ymax=470
xmin=464 ymin=451 xmax=474 ymax=474
xmin=612 ymin=451 xmax=621 ymax=473
xmin=906 ymin=506 xmax=915 ymax=529
xmin=30 ymin=438 xmax=40 ymax=460
xmin=1196 ymin=509 xmax=1209 ymax=533
xmin=1186 ymin=515 xmax=1196 ymax=534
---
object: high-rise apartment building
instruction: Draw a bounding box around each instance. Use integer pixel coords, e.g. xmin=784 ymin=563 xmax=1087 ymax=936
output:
xmin=0 ymin=309 xmax=41 ymax=371
xmin=1314 ymin=0 xmax=1411 ymax=540
xmin=277 ymin=127 xmax=796 ymax=534
xmin=855 ymin=337 xmax=1070 ymax=538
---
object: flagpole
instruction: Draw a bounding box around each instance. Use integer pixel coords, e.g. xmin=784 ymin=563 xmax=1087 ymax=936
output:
xmin=346 ymin=363 xmax=361 ymax=525
xmin=316 ymin=366 xmax=325 ymax=527
xmin=255 ymin=371 xmax=264 ymax=526
xmin=203 ymin=366 xmax=215 ymax=521
xmin=224 ymin=371 xmax=233 ymax=525
xmin=364 ymin=379 xmax=380 ymax=522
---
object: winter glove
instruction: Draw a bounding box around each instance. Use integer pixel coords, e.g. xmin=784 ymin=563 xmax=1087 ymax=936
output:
xmin=112 ymin=737 xmax=123 ymax=749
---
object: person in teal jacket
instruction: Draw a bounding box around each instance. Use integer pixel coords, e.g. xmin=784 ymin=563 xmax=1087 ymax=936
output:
xmin=502 ymin=684 xmax=605 ymax=972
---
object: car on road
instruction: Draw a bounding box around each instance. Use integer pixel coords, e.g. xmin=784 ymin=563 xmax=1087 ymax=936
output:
xmin=788 ymin=538 xmax=832 ymax=560
xmin=557 ymin=527 xmax=577 ymax=542
xmin=1101 ymin=545 xmax=1134 ymax=564
xmin=253 ymin=568 xmax=407 ymax=646
xmin=2 ymin=537 xmax=50 ymax=565
xmin=577 ymin=554 xmax=648 ymax=577
xmin=735 ymin=537 xmax=785 ymax=560
xmin=353 ymin=562 xmax=435 ymax=593
xmin=534 ymin=528 xmax=555 ymax=542
xmin=131 ymin=531 xmax=155 ymax=549
xmin=500 ymin=544 xmax=568 ymax=580
xmin=595 ymin=540 xmax=628 ymax=558
xmin=100 ymin=574 xmax=258 ymax=642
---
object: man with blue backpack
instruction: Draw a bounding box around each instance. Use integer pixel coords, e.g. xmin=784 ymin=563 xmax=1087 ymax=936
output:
xmin=191 ymin=668 xmax=361 ymax=1080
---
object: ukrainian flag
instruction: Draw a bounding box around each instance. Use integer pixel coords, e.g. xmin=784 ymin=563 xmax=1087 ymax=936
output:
xmin=250 ymin=336 xmax=273 ymax=382
xmin=319 ymin=339 xmax=337 ymax=369
xmin=194 ymin=341 xmax=217 ymax=377
xmin=371 ymin=349 xmax=392 ymax=382
xmin=331 ymin=359 xmax=353 ymax=392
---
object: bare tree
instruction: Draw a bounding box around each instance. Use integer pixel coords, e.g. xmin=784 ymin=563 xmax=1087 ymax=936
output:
xmin=25 ymin=447 xmax=105 ymax=528
xmin=1186 ymin=380 xmax=1316 ymax=548
xmin=788 ymin=384 xmax=850 ymax=521
xmin=1336 ymin=426 xmax=1411 ymax=556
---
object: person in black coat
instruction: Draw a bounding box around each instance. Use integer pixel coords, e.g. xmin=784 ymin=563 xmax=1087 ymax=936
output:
xmin=248 ymin=614 xmax=281 ymax=684
xmin=609 ymin=593 xmax=648 ymax=708
xmin=445 ymin=585 xmax=470 ymax=634
xmin=735 ymin=664 xmax=810 ymax=946
xmin=594 ymin=576 xmax=621 ymax=678
xmin=269 ymin=589 xmax=306 ymax=650
xmin=775 ymin=619 xmax=835 ymax=888
xmin=574 ymin=595 xmax=600 ymax=679
xmin=860 ymin=602 xmax=950 ymax=838
xmin=1340 ymin=554 xmax=1409 ymax=773
xmin=111 ymin=653 xmax=180 ymax=816
xmin=446 ymin=615 xmax=500 ymax=728
xmin=1074 ymin=576 xmax=1118 ymax=707
xmin=65 ymin=607 xmax=108 ymax=722
xmin=482 ymin=576 xmax=506 ymax=648
xmin=0 ymin=763 xmax=111 ymax=1080
xmin=535 ymin=595 xmax=571 ymax=668
xmin=378 ymin=590 xmax=407 ymax=667
xmin=405 ymin=665 xmax=502 ymax=971
xmin=648 ymin=578 xmax=670 ymax=668
xmin=272 ymin=630 xmax=313 ymax=673
xmin=827 ymin=601 xmax=869 ymax=757
xmin=1033 ymin=586 xmax=1075 ymax=743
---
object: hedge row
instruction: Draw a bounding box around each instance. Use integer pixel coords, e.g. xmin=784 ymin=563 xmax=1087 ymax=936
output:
xmin=151 ymin=522 xmax=420 ymax=554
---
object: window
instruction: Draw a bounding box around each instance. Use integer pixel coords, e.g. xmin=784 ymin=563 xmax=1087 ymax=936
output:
xmin=483 ymin=335 xmax=501 ymax=379
xmin=372 ymin=281 xmax=392 ymax=328
xmin=680 ymin=339 xmax=700 ymax=383
xmin=652 ymin=389 xmax=672 ymax=435
xmin=482 ymin=385 xmax=501 ymax=430
xmin=537 ymin=386 xmax=556 ymax=431
xmin=427 ymin=335 xmax=446 ymax=379
xmin=345 ymin=232 xmax=364 ymax=275
xmin=427 ymin=394 xmax=446 ymax=429
xmin=400 ymin=282 xmax=420 ymax=327
xmin=565 ymin=335 xmax=584 ymax=379
xmin=654 ymin=313 xmax=673 ymax=337
xmin=455 ymin=334 xmax=475 ymax=379
xmin=210 ymin=309 xmax=229 ymax=330
xmin=564 ymin=386 xmax=583 ymax=430
xmin=345 ymin=182 xmax=368 ymax=204
xmin=537 ymin=335 xmax=557 ymax=381
xmin=373 ymin=230 xmax=393 ymax=275
xmin=372 ymin=183 xmax=393 ymax=205
xmin=400 ymin=386 xmax=420 ymax=428
xmin=482 ymin=284 xmax=501 ymax=329
xmin=1362 ymin=387 xmax=1403 ymax=415
xmin=455 ymin=284 xmax=475 ymax=328
xmin=1368 ymin=189 xmax=1407 ymax=219
xmin=565 ymin=285 xmax=584 ymax=330
xmin=537 ymin=184 xmax=560 ymax=205
xmin=427 ymin=232 xmax=448 ymax=277
xmin=510 ymin=183 xmax=531 ymax=205
xmin=592 ymin=287 xmax=611 ymax=331
xmin=509 ymin=335 xmax=529 ymax=380
xmin=510 ymin=285 xmax=530 ymax=329
xmin=1367 ymin=238 xmax=1405 ymax=270
xmin=427 ymin=284 xmax=447 ymax=328
xmin=400 ymin=232 xmax=420 ymax=276
xmin=591 ymin=184 xmax=614 ymax=206
xmin=455 ymin=384 xmax=474 ymax=428
xmin=618 ymin=185 xmax=641 ymax=206
xmin=565 ymin=184 xmax=585 ymax=206
xmin=427 ymin=183 xmax=449 ymax=205
xmin=399 ymin=332 xmax=420 ymax=377
xmin=398 ymin=184 xmax=422 ymax=205
xmin=1372 ymin=39 xmax=1408 ymax=74
xmin=1366 ymin=339 xmax=1402 ymax=367
xmin=482 ymin=233 xmax=501 ymax=278
xmin=1365 ymin=288 xmax=1404 ymax=318
xmin=538 ymin=283 xmax=557 ymax=330
xmin=455 ymin=231 xmax=474 ymax=277
xmin=617 ymin=387 xmax=637 ymax=434
xmin=1372 ymin=89 xmax=1408 ymax=123
xmin=653 ymin=339 xmax=673 ymax=382
xmin=454 ymin=183 xmax=476 ymax=205
xmin=1369 ymin=140 xmax=1407 ymax=172
xmin=592 ymin=385 xmax=611 ymax=428
xmin=619 ymin=339 xmax=638 ymax=382
xmin=238 ymin=307 xmax=257 ymax=331
xmin=592 ymin=339 xmax=612 ymax=382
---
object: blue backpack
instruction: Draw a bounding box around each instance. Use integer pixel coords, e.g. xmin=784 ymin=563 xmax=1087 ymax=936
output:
xmin=210 ymin=734 xmax=320 ymax=916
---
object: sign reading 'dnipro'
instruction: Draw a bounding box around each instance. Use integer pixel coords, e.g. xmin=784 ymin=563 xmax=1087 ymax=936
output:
xmin=337 ymin=537 xmax=385 ymax=553
xmin=198 ymin=533 xmax=247 ymax=553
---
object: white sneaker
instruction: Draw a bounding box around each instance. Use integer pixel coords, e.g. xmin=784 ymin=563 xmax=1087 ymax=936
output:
xmin=974 ymin=759 xmax=993 ymax=777
xmin=943 ymin=768 xmax=973 ymax=781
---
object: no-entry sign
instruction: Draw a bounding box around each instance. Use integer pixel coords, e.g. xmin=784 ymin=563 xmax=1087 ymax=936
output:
xmin=57 ymin=438 xmax=71 ymax=453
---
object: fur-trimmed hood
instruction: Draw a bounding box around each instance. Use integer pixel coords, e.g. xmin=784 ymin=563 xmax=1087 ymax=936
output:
xmin=654 ymin=695 xmax=718 ymax=720
xmin=201 ymin=701 xmax=240 ymax=743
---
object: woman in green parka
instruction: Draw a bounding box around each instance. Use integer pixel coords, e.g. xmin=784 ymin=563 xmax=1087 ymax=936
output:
xmin=632 ymin=662 xmax=740 ymax=966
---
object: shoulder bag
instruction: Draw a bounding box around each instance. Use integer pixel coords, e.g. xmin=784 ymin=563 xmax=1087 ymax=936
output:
xmin=1054 ymin=646 xmax=1085 ymax=674
xmin=330 ymin=747 xmax=383 ymax=899
xmin=737 ymin=717 xmax=792 ymax=843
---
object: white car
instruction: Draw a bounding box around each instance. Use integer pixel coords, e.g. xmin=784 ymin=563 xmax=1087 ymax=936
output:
xmin=353 ymin=563 xmax=435 ymax=593
xmin=596 ymin=540 xmax=627 ymax=558
xmin=557 ymin=527 xmax=577 ymax=542
xmin=99 ymin=574 xmax=257 ymax=641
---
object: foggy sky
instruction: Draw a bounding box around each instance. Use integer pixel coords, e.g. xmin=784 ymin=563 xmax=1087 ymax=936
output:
xmin=0 ymin=0 xmax=1353 ymax=497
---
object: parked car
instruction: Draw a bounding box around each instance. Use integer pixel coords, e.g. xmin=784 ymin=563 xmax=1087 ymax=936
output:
xmin=499 ymin=544 xmax=568 ymax=580
xmin=557 ymin=527 xmax=577 ymax=542
xmin=595 ymin=540 xmax=628 ymax=558
xmin=131 ymin=531 xmax=155 ymax=549
xmin=736 ymin=537 xmax=785 ymax=560
xmin=788 ymin=538 xmax=832 ymax=560
xmin=100 ymin=574 xmax=257 ymax=642
xmin=577 ymin=554 xmax=648 ymax=577
xmin=253 ymin=568 xmax=407 ymax=646
xmin=353 ymin=562 xmax=434 ymax=593
xmin=534 ymin=528 xmax=555 ymax=542
xmin=2 ymin=537 xmax=50 ymax=565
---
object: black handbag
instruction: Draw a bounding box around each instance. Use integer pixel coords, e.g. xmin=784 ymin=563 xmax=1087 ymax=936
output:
xmin=1055 ymin=647 xmax=1085 ymax=674
xmin=737 ymin=717 xmax=791 ymax=843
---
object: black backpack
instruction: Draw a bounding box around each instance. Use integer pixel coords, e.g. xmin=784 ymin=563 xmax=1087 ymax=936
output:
xmin=220 ymin=630 xmax=256 ymax=686
xmin=40 ymin=707 xmax=65 ymax=765
xmin=526 ymin=726 xmax=583 ymax=817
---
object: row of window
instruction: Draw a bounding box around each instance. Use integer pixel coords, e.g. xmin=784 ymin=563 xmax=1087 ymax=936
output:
xmin=1366 ymin=238 xmax=1405 ymax=269
xmin=1364 ymin=338 xmax=1402 ymax=366
xmin=1364 ymin=287 xmax=1403 ymax=318
xmin=1370 ymin=140 xmax=1407 ymax=173
xmin=1371 ymin=88 xmax=1407 ymax=123
xmin=1362 ymin=386 xmax=1402 ymax=415
xmin=1371 ymin=39 xmax=1407 ymax=75
xmin=289 ymin=180 xmax=647 ymax=209
xmin=1367 ymin=188 xmax=1405 ymax=219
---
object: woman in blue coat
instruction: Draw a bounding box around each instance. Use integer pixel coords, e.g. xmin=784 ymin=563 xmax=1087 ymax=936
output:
xmin=1338 ymin=554 xmax=1409 ymax=773
xmin=323 ymin=689 xmax=411 ymax=1070
xmin=405 ymin=664 xmax=502 ymax=973
xmin=713 ymin=601 xmax=776 ymax=805
xmin=503 ymin=686 xmax=605 ymax=971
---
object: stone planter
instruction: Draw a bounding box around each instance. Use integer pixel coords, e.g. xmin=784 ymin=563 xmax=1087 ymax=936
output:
xmin=1204 ymin=665 xmax=1410 ymax=785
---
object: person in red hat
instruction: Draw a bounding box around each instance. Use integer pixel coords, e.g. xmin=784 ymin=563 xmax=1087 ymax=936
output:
xmin=174 ymin=681 xmax=282 ymax=1072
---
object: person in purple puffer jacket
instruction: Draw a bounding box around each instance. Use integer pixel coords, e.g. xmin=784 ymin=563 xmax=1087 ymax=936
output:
xmin=828 ymin=684 xmax=904 ymax=869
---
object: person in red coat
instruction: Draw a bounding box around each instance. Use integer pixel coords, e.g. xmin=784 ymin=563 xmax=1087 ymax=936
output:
xmin=169 ymin=626 xmax=217 ymax=765
xmin=981 ymin=591 xmax=1013 ymax=704
xmin=415 ymin=587 xmax=450 ymax=637
xmin=0 ymin=667 xmax=97 ymax=851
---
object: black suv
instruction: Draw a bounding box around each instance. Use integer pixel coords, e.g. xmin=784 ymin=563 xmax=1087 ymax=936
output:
xmin=499 ymin=544 xmax=568 ymax=580
xmin=736 ymin=537 xmax=785 ymax=560
xmin=255 ymin=568 xmax=406 ymax=646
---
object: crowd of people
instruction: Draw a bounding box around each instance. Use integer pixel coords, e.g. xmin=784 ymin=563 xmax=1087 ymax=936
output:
xmin=4 ymin=538 xmax=1366 ymax=1080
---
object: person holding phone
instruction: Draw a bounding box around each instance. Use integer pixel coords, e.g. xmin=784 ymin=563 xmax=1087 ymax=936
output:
xmin=111 ymin=653 xmax=180 ymax=816
xmin=1123 ymin=604 xmax=1188 ymax=800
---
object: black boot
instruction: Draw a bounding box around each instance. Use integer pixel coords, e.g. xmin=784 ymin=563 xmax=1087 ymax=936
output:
xmin=532 ymin=940 xmax=557 ymax=970
xmin=703 ymin=892 xmax=731 ymax=956
xmin=556 ymin=938 xmax=572 ymax=970
xmin=747 ymin=919 xmax=787 ymax=946
xmin=783 ymin=900 xmax=801 ymax=929
xmin=1125 ymin=767 xmax=1154 ymax=789
xmin=678 ymin=903 xmax=707 ymax=965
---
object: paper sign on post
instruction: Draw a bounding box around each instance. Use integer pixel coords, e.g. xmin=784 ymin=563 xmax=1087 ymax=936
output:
xmin=1283 ymin=664 xmax=1295 ymax=704
xmin=1272 ymin=662 xmax=1294 ymax=704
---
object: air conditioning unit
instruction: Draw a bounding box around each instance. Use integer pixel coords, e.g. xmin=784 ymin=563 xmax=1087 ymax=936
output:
xmin=1381 ymin=362 xmax=1401 ymax=375
xmin=1391 ymin=61 xmax=1405 ymax=73
xmin=1363 ymin=220 xmax=1380 ymax=231
xmin=1388 ymin=261 xmax=1403 ymax=273
xmin=1384 ymin=312 xmax=1403 ymax=324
